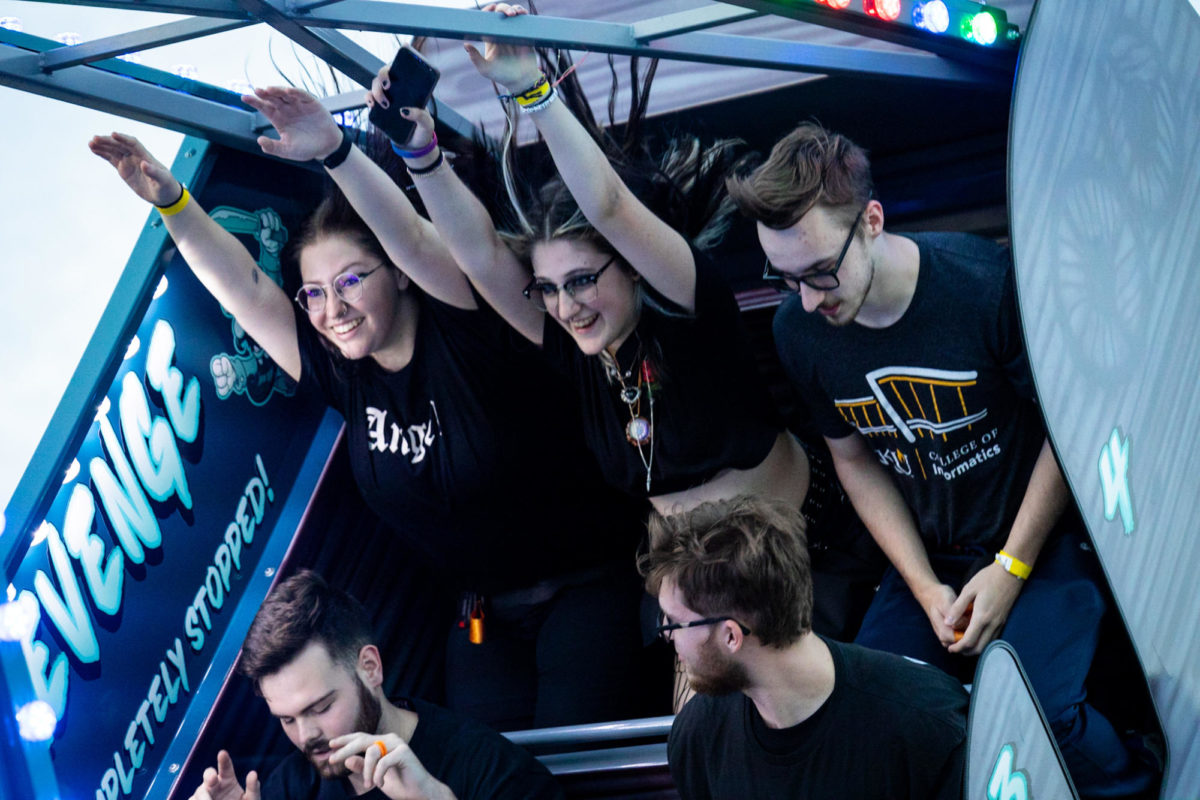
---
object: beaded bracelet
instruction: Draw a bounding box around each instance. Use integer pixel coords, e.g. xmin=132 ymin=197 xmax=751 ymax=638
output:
xmin=518 ymin=88 xmax=557 ymax=114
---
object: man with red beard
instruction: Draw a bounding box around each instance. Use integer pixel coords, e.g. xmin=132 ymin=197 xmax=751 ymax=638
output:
xmin=642 ymin=496 xmax=967 ymax=799
xmin=187 ymin=571 xmax=562 ymax=800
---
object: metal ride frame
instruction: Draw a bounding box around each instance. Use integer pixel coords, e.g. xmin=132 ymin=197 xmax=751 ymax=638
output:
xmin=0 ymin=2 xmax=1020 ymax=798
xmin=0 ymin=0 xmax=1015 ymax=155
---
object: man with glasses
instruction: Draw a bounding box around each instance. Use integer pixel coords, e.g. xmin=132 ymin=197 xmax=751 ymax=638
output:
xmin=641 ymin=495 xmax=968 ymax=799
xmin=726 ymin=122 xmax=1155 ymax=798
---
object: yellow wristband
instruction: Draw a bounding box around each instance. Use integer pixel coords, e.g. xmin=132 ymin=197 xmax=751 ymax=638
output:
xmin=513 ymin=75 xmax=551 ymax=107
xmin=156 ymin=185 xmax=191 ymax=216
xmin=994 ymin=550 xmax=1032 ymax=580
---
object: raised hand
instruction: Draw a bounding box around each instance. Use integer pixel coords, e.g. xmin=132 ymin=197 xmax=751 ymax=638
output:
xmin=88 ymin=132 xmax=182 ymax=206
xmin=242 ymin=86 xmax=343 ymax=162
xmin=188 ymin=750 xmax=260 ymax=800
xmin=366 ymin=65 xmax=436 ymax=152
xmin=464 ymin=3 xmax=542 ymax=92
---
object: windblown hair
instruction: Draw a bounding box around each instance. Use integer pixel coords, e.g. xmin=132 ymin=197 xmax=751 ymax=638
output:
xmin=640 ymin=495 xmax=812 ymax=649
xmin=726 ymin=121 xmax=874 ymax=230
xmin=238 ymin=570 xmax=374 ymax=692
xmin=488 ymin=16 xmax=741 ymax=265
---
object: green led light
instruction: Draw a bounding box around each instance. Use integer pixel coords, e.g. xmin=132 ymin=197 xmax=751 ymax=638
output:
xmin=963 ymin=11 xmax=999 ymax=45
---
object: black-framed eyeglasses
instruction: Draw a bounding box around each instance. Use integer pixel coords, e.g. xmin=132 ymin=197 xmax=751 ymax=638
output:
xmin=763 ymin=204 xmax=867 ymax=293
xmin=655 ymin=611 xmax=751 ymax=643
xmin=523 ymin=255 xmax=616 ymax=312
xmin=295 ymin=264 xmax=385 ymax=313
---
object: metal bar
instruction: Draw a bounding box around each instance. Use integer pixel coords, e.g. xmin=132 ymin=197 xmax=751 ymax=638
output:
xmin=537 ymin=743 xmax=669 ymax=776
xmin=719 ymin=0 xmax=1018 ymax=71
xmin=649 ymin=30 xmax=1002 ymax=86
xmin=504 ymin=715 xmax=675 ymax=747
xmin=302 ymin=2 xmax=1001 ymax=86
xmin=0 ymin=52 xmax=260 ymax=150
xmin=631 ymin=3 xmax=762 ymax=42
xmin=13 ymin=0 xmax=250 ymax=18
xmin=38 ymin=17 xmax=252 ymax=71
xmin=234 ymin=0 xmax=380 ymax=86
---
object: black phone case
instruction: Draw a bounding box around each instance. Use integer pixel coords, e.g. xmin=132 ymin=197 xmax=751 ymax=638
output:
xmin=368 ymin=47 xmax=440 ymax=146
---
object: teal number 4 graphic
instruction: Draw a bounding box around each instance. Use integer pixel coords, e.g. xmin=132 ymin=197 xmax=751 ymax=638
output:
xmin=1098 ymin=427 xmax=1135 ymax=535
xmin=988 ymin=744 xmax=1031 ymax=800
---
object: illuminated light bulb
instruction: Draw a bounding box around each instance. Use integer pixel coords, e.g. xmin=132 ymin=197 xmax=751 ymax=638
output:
xmin=172 ymin=64 xmax=199 ymax=80
xmin=54 ymin=32 xmax=82 ymax=46
xmin=62 ymin=459 xmax=80 ymax=484
xmin=124 ymin=335 xmax=140 ymax=361
xmin=825 ymin=0 xmax=852 ymax=8
xmin=154 ymin=275 xmax=169 ymax=299
xmin=16 ymin=701 xmax=58 ymax=742
xmin=0 ymin=16 xmax=23 ymax=31
xmin=912 ymin=1 xmax=950 ymax=33
xmin=963 ymin=11 xmax=999 ymax=45
xmin=864 ymin=0 xmax=901 ymax=21
xmin=0 ymin=593 xmax=39 ymax=642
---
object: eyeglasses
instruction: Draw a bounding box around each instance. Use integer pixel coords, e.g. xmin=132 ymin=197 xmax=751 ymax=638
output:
xmin=763 ymin=204 xmax=866 ymax=293
xmin=523 ymin=256 xmax=616 ymax=312
xmin=655 ymin=611 xmax=751 ymax=643
xmin=295 ymin=264 xmax=385 ymax=313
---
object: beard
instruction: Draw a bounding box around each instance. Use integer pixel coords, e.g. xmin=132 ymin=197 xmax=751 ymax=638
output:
xmin=685 ymin=636 xmax=751 ymax=697
xmin=305 ymin=677 xmax=384 ymax=779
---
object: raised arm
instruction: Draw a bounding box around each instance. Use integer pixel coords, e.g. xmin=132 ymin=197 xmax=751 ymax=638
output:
xmin=242 ymin=87 xmax=476 ymax=311
xmin=364 ymin=74 xmax=544 ymax=344
xmin=89 ymin=133 xmax=302 ymax=380
xmin=466 ymin=3 xmax=698 ymax=311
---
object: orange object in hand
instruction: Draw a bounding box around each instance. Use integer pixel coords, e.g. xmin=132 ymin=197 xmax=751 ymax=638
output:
xmin=468 ymin=598 xmax=485 ymax=645
xmin=952 ymin=602 xmax=974 ymax=642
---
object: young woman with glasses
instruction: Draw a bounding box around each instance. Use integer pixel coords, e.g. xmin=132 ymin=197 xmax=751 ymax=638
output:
xmin=371 ymin=4 xmax=810 ymax=521
xmin=88 ymin=86 xmax=656 ymax=731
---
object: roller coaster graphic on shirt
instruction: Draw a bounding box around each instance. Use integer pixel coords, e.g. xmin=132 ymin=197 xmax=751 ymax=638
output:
xmin=834 ymin=366 xmax=990 ymax=480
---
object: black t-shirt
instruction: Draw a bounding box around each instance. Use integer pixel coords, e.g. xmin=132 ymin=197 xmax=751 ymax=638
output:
xmin=263 ymin=697 xmax=564 ymax=800
xmin=541 ymin=246 xmax=781 ymax=497
xmin=297 ymin=290 xmax=642 ymax=593
xmin=668 ymin=639 xmax=967 ymax=800
xmin=774 ymin=232 xmax=1047 ymax=550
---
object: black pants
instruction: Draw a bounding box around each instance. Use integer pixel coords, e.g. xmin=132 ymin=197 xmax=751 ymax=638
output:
xmin=445 ymin=565 xmax=657 ymax=731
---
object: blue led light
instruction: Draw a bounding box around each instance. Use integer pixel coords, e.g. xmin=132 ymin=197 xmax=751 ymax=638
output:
xmin=913 ymin=0 xmax=950 ymax=34
xmin=16 ymin=700 xmax=58 ymax=742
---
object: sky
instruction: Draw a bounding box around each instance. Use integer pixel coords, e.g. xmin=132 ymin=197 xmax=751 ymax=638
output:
xmin=0 ymin=1 xmax=446 ymax=527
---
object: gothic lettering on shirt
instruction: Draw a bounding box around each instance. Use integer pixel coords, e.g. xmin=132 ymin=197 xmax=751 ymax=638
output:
xmin=365 ymin=401 xmax=442 ymax=465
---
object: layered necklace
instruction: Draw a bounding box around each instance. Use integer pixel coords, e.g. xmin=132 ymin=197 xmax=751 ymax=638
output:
xmin=603 ymin=347 xmax=657 ymax=493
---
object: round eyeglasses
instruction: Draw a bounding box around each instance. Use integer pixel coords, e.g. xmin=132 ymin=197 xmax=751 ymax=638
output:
xmin=763 ymin=204 xmax=866 ymax=293
xmin=294 ymin=264 xmax=385 ymax=314
xmin=523 ymin=256 xmax=616 ymax=312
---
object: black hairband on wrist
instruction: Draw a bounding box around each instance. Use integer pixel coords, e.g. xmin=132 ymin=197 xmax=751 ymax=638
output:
xmin=321 ymin=129 xmax=354 ymax=170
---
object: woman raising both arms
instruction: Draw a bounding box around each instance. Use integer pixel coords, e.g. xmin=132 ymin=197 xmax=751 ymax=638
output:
xmin=371 ymin=4 xmax=809 ymax=518
xmin=88 ymin=85 xmax=652 ymax=730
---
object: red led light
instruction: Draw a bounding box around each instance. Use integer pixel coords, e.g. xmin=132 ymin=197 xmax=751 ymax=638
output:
xmin=816 ymin=0 xmax=853 ymax=9
xmin=864 ymin=0 xmax=902 ymax=21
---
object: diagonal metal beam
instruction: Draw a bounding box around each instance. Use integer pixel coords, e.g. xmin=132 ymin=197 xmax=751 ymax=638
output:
xmin=38 ymin=17 xmax=253 ymax=71
xmin=0 ymin=48 xmax=260 ymax=150
xmin=631 ymin=4 xmax=762 ymax=43
xmin=234 ymin=0 xmax=379 ymax=86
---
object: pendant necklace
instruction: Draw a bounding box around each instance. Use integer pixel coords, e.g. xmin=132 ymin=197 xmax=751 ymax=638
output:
xmin=606 ymin=350 xmax=656 ymax=493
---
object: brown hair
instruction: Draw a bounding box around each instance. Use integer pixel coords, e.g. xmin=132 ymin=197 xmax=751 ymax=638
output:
xmin=289 ymin=190 xmax=392 ymax=273
xmin=726 ymin=121 xmax=873 ymax=230
xmin=238 ymin=570 xmax=374 ymax=691
xmin=640 ymin=495 xmax=812 ymax=648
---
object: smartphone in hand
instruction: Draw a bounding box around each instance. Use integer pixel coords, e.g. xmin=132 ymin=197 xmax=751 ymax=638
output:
xmin=368 ymin=46 xmax=441 ymax=146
